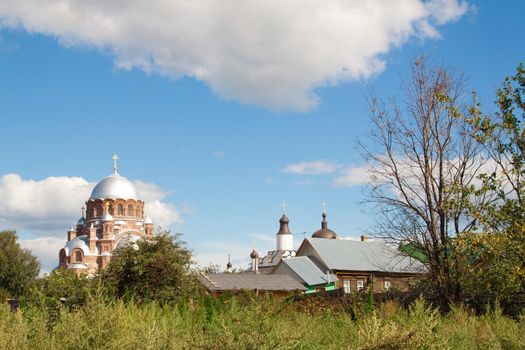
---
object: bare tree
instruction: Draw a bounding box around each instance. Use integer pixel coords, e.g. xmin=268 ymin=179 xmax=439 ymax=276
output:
xmin=360 ymin=58 xmax=487 ymax=307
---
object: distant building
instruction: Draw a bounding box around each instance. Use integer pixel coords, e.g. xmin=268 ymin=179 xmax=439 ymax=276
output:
xmin=58 ymin=155 xmax=154 ymax=275
xmin=198 ymin=273 xmax=306 ymax=296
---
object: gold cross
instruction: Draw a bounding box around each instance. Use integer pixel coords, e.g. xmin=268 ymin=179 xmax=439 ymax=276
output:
xmin=112 ymin=154 xmax=119 ymax=175
xmin=322 ymin=200 xmax=327 ymax=214
xmin=282 ymin=200 xmax=287 ymax=214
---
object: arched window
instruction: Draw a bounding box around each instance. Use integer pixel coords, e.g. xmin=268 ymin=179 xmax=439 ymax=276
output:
xmin=75 ymin=250 xmax=82 ymax=262
xmin=59 ymin=249 xmax=66 ymax=265
xmin=118 ymin=204 xmax=124 ymax=216
xmin=136 ymin=208 xmax=141 ymax=217
xmin=108 ymin=204 xmax=113 ymax=215
xmin=128 ymin=205 xmax=134 ymax=217
xmin=95 ymin=205 xmax=102 ymax=217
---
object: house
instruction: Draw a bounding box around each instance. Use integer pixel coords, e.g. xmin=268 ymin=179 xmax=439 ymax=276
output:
xmin=273 ymin=237 xmax=425 ymax=293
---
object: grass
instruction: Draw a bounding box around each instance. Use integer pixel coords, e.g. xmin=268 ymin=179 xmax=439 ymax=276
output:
xmin=1 ymin=294 xmax=524 ymax=349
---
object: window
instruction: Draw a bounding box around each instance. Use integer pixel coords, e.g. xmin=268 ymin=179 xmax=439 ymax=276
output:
xmin=357 ymin=280 xmax=365 ymax=291
xmin=59 ymin=250 xmax=66 ymax=265
xmin=343 ymin=280 xmax=351 ymax=294
xmin=384 ymin=281 xmax=391 ymax=291
xmin=136 ymin=208 xmax=141 ymax=217
xmin=128 ymin=205 xmax=134 ymax=217
xmin=118 ymin=204 xmax=124 ymax=216
xmin=95 ymin=205 xmax=102 ymax=217
xmin=75 ymin=250 xmax=82 ymax=262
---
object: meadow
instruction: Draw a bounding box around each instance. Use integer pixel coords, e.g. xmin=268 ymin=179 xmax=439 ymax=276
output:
xmin=1 ymin=294 xmax=524 ymax=350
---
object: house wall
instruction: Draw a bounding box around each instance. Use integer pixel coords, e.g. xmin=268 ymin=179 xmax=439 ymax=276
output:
xmin=335 ymin=272 xmax=415 ymax=292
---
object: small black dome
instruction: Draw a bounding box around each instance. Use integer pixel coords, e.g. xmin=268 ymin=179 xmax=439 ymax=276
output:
xmin=312 ymin=228 xmax=337 ymax=239
xmin=250 ymin=249 xmax=258 ymax=259
xmin=311 ymin=212 xmax=337 ymax=239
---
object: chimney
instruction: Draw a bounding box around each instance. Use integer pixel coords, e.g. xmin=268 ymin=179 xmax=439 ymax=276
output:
xmin=360 ymin=235 xmax=368 ymax=241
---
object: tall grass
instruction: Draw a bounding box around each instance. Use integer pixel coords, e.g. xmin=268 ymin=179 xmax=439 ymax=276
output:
xmin=1 ymin=295 xmax=524 ymax=349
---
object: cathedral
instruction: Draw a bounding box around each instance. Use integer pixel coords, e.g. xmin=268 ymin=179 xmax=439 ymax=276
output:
xmin=58 ymin=155 xmax=154 ymax=275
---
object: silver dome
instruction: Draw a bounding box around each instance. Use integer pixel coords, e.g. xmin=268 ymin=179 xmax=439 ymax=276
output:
xmin=90 ymin=174 xmax=138 ymax=200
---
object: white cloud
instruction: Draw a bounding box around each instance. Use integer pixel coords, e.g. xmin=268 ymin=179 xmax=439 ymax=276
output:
xmin=332 ymin=165 xmax=370 ymax=188
xmin=0 ymin=173 xmax=181 ymax=235
xmin=0 ymin=0 xmax=469 ymax=111
xmin=283 ymin=160 xmax=341 ymax=175
xmin=144 ymin=200 xmax=181 ymax=229
xmin=0 ymin=174 xmax=92 ymax=233
xmin=19 ymin=236 xmax=65 ymax=275
xmin=426 ymin=0 xmax=470 ymax=25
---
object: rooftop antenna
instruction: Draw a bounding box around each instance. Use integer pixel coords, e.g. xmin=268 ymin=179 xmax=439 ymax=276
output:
xmin=112 ymin=154 xmax=119 ymax=175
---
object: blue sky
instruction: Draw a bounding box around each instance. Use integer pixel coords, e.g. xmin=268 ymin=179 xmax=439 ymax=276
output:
xmin=0 ymin=0 xmax=523 ymax=272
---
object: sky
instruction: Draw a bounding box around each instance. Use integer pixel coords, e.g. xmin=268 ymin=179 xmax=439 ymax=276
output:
xmin=0 ymin=0 xmax=523 ymax=273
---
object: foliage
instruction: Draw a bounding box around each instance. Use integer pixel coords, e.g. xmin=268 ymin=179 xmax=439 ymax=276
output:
xmin=0 ymin=230 xmax=40 ymax=298
xmin=23 ymin=268 xmax=94 ymax=329
xmin=101 ymin=230 xmax=200 ymax=303
xmin=464 ymin=63 xmax=525 ymax=294
xmin=1 ymin=294 xmax=524 ymax=349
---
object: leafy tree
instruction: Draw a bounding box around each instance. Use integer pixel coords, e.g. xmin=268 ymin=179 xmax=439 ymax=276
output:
xmin=0 ymin=230 xmax=40 ymax=298
xmin=360 ymin=58 xmax=486 ymax=308
xmin=464 ymin=63 xmax=525 ymax=294
xmin=102 ymin=230 xmax=200 ymax=303
xmin=27 ymin=267 xmax=92 ymax=309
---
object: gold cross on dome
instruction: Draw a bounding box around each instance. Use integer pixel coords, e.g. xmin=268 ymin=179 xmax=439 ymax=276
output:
xmin=282 ymin=200 xmax=287 ymax=214
xmin=112 ymin=154 xmax=119 ymax=175
xmin=322 ymin=200 xmax=327 ymax=214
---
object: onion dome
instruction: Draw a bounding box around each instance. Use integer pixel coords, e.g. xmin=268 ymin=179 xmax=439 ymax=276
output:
xmin=250 ymin=249 xmax=259 ymax=259
xmin=90 ymin=174 xmax=138 ymax=200
xmin=90 ymin=155 xmax=138 ymax=200
xmin=276 ymin=214 xmax=292 ymax=235
xmin=312 ymin=212 xmax=337 ymax=239
xmin=226 ymin=254 xmax=232 ymax=269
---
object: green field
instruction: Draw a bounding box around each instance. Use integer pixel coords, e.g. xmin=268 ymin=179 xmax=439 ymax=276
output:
xmin=2 ymin=295 xmax=524 ymax=350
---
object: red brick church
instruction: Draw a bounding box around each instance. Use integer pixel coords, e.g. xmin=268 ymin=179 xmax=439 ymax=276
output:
xmin=58 ymin=155 xmax=154 ymax=275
